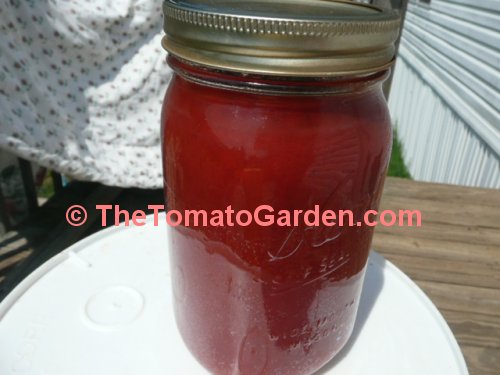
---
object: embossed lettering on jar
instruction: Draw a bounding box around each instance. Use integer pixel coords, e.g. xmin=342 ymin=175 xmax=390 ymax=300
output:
xmin=160 ymin=1 xmax=400 ymax=374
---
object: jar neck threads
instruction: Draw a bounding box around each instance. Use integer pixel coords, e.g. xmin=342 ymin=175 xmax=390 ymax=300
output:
xmin=168 ymin=56 xmax=389 ymax=97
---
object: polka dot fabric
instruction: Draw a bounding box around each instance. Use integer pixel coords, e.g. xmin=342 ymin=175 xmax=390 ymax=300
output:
xmin=0 ymin=0 xmax=172 ymax=188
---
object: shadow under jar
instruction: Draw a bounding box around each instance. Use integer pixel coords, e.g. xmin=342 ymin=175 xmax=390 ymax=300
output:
xmin=161 ymin=1 xmax=401 ymax=374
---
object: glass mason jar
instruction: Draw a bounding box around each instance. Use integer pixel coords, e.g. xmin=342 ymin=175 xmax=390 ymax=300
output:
xmin=161 ymin=1 xmax=400 ymax=374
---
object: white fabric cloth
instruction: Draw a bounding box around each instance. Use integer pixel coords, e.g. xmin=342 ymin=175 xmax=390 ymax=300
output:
xmin=0 ymin=0 xmax=172 ymax=188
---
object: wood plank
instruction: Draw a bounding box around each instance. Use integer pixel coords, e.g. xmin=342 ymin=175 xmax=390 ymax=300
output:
xmin=461 ymin=345 xmax=500 ymax=375
xmin=0 ymin=251 xmax=32 ymax=272
xmin=375 ymin=221 xmax=500 ymax=248
xmin=379 ymin=196 xmax=500 ymax=228
xmin=0 ymin=236 xmax=29 ymax=257
xmin=442 ymin=309 xmax=500 ymax=349
xmin=374 ymin=232 xmax=498 ymax=264
xmin=411 ymin=280 xmax=500 ymax=318
xmin=382 ymin=177 xmax=500 ymax=207
xmin=377 ymin=178 xmax=500 ymax=375
xmin=382 ymin=252 xmax=500 ymax=289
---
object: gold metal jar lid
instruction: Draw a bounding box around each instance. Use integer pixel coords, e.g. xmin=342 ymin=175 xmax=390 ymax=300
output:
xmin=162 ymin=0 xmax=401 ymax=77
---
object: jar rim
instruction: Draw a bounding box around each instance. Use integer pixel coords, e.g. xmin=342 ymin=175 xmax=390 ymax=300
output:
xmin=162 ymin=0 xmax=401 ymax=77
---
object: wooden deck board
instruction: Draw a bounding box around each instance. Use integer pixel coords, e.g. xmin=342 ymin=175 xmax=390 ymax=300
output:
xmin=458 ymin=346 xmax=500 ymax=375
xmin=377 ymin=252 xmax=500 ymax=289
xmin=0 ymin=177 xmax=498 ymax=374
xmin=375 ymin=177 xmax=500 ymax=375
xmin=441 ymin=309 xmax=500 ymax=349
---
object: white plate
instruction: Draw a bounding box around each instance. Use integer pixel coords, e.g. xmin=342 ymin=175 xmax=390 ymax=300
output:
xmin=0 ymin=216 xmax=468 ymax=375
